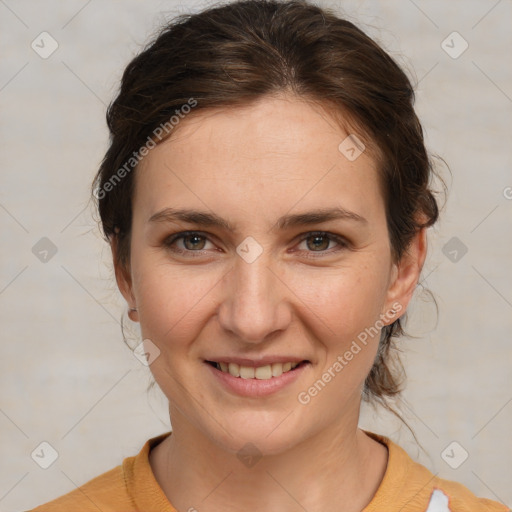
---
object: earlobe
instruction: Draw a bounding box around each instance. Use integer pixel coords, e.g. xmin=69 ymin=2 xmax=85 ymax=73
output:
xmin=111 ymin=236 xmax=138 ymax=321
xmin=382 ymin=227 xmax=428 ymax=324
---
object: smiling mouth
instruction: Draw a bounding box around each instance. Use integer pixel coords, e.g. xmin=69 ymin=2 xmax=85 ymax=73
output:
xmin=206 ymin=360 xmax=309 ymax=380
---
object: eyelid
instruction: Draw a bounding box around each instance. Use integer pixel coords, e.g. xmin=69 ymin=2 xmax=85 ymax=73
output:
xmin=163 ymin=230 xmax=349 ymax=257
xmin=163 ymin=230 xmax=217 ymax=257
xmin=289 ymin=231 xmax=349 ymax=261
xmin=293 ymin=230 xmax=349 ymax=255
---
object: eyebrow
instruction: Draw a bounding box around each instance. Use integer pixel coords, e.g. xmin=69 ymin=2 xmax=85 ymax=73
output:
xmin=148 ymin=207 xmax=367 ymax=232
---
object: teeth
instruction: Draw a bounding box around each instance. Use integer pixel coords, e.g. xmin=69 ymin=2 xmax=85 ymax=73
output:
xmin=217 ymin=361 xmax=302 ymax=380
xmin=228 ymin=362 xmax=240 ymax=377
xmin=271 ymin=362 xmax=283 ymax=377
xmin=240 ymin=366 xmax=255 ymax=379
xmin=255 ymin=365 xmax=272 ymax=380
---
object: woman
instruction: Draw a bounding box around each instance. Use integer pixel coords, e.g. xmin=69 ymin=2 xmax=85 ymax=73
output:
xmin=30 ymin=0 xmax=509 ymax=510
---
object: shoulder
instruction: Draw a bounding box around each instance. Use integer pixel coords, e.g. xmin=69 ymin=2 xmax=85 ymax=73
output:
xmin=424 ymin=475 xmax=509 ymax=512
xmin=28 ymin=432 xmax=173 ymax=512
xmin=363 ymin=431 xmax=510 ymax=512
xmin=28 ymin=465 xmax=133 ymax=511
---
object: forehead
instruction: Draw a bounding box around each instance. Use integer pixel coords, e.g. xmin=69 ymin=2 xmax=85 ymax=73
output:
xmin=133 ymin=95 xmax=384 ymax=226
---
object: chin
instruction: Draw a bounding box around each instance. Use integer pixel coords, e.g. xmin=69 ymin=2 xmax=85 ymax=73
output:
xmin=201 ymin=409 xmax=308 ymax=458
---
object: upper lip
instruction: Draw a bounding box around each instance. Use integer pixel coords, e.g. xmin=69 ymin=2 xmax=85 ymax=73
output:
xmin=205 ymin=357 xmax=309 ymax=367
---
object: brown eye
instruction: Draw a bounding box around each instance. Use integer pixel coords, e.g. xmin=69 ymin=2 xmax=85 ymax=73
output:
xmin=305 ymin=234 xmax=331 ymax=251
xmin=182 ymin=234 xmax=207 ymax=250
xmin=163 ymin=231 xmax=215 ymax=257
xmin=296 ymin=231 xmax=347 ymax=256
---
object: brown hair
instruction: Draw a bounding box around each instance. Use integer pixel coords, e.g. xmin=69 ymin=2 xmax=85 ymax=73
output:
xmin=92 ymin=0 xmax=442 ymax=413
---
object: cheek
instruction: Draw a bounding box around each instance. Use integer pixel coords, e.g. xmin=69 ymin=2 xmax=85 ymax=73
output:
xmin=287 ymin=260 xmax=390 ymax=341
xmin=131 ymin=255 xmax=220 ymax=349
xmin=131 ymin=262 xmax=216 ymax=401
xmin=131 ymin=245 xmax=391 ymax=360
xmin=294 ymin=265 xmax=391 ymax=401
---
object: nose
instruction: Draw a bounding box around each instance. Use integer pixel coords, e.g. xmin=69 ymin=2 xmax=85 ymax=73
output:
xmin=217 ymin=251 xmax=292 ymax=344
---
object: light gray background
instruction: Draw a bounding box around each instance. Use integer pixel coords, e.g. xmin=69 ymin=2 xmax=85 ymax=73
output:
xmin=1 ymin=0 xmax=511 ymax=510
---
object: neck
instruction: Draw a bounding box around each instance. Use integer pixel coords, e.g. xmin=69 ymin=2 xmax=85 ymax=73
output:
xmin=149 ymin=409 xmax=388 ymax=512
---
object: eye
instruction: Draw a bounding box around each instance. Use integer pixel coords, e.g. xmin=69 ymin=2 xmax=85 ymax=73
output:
xmin=163 ymin=231 xmax=216 ymax=257
xmin=295 ymin=231 xmax=348 ymax=257
xmin=163 ymin=230 xmax=348 ymax=259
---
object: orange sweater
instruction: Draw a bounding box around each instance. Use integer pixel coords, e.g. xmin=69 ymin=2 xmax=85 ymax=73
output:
xmin=30 ymin=431 xmax=509 ymax=512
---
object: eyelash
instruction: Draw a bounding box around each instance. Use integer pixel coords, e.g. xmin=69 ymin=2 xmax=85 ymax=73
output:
xmin=162 ymin=230 xmax=349 ymax=259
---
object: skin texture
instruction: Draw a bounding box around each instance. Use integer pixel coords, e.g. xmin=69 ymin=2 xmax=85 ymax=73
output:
xmin=113 ymin=93 xmax=427 ymax=512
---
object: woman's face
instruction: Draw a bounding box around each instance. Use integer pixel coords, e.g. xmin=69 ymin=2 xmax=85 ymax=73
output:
xmin=115 ymin=94 xmax=423 ymax=455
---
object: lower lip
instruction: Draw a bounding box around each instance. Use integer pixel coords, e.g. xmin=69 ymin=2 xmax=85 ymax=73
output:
xmin=205 ymin=361 xmax=309 ymax=398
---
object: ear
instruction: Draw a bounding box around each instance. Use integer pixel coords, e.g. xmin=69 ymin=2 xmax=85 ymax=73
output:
xmin=111 ymin=236 xmax=139 ymax=322
xmin=381 ymin=227 xmax=428 ymax=324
